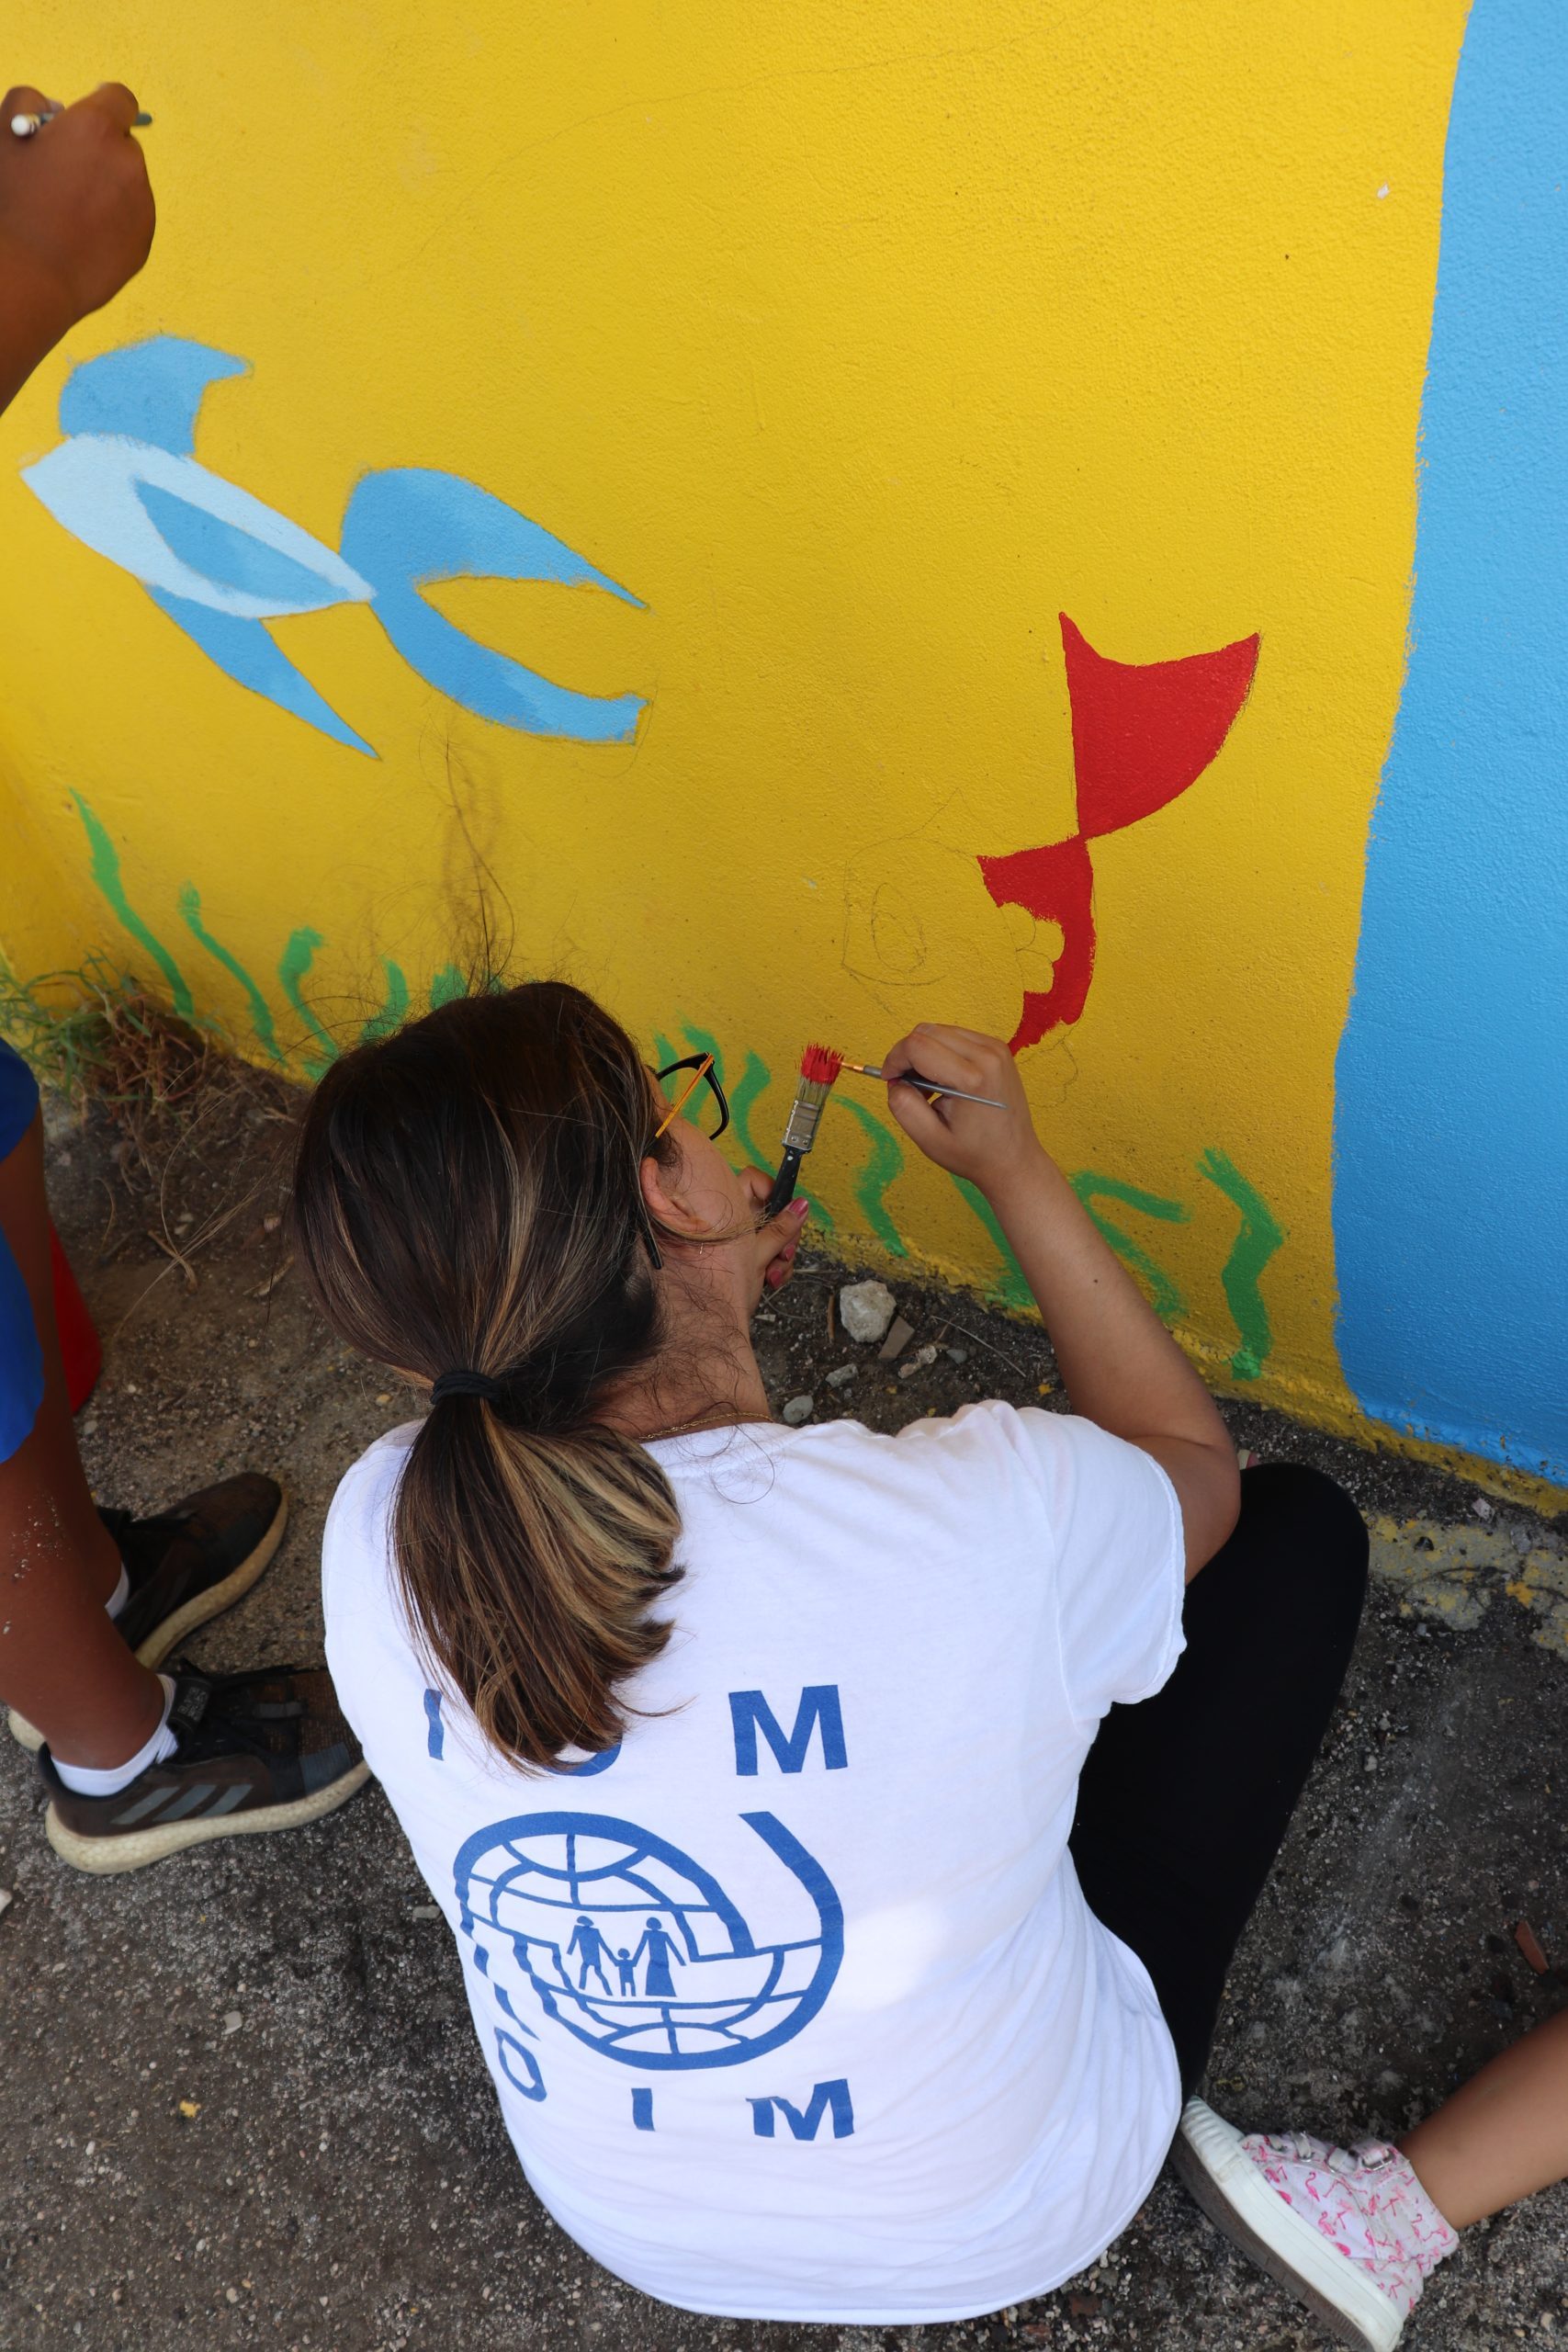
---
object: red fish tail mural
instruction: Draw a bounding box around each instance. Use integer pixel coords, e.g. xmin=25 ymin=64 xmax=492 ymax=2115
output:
xmin=976 ymin=833 xmax=1095 ymax=1052
xmin=981 ymin=613 xmax=1260 ymax=1052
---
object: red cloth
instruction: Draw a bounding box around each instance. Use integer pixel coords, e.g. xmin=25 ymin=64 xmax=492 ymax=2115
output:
xmin=49 ymin=1223 xmax=101 ymax=1412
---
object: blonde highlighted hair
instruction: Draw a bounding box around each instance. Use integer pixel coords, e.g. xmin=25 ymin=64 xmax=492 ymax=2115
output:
xmin=292 ymin=981 xmax=682 ymax=1767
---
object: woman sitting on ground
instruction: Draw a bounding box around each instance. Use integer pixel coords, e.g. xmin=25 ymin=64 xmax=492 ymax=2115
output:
xmin=294 ymin=978 xmax=1385 ymax=2328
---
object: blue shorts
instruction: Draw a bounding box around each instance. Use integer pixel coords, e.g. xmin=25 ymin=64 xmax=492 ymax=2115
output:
xmin=0 ymin=1039 xmax=44 ymax=1465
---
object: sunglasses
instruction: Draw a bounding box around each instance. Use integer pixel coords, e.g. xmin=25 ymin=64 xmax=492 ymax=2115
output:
xmin=651 ymin=1053 xmax=731 ymax=1141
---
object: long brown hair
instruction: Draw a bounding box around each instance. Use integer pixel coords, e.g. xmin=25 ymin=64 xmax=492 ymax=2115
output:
xmin=292 ymin=981 xmax=683 ymax=1767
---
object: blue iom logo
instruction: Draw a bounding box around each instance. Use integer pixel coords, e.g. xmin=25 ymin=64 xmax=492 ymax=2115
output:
xmin=455 ymin=1810 xmax=843 ymax=2072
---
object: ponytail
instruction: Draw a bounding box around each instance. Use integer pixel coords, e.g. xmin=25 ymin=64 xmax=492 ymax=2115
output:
xmin=293 ymin=980 xmax=686 ymax=1769
xmin=395 ymin=1410 xmax=680 ymax=1765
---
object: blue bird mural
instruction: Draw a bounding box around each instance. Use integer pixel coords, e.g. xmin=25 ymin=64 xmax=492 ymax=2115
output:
xmin=20 ymin=334 xmax=647 ymax=757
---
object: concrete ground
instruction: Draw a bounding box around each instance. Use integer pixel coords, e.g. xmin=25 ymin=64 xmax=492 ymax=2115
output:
xmin=3 ymin=1086 xmax=1566 ymax=2352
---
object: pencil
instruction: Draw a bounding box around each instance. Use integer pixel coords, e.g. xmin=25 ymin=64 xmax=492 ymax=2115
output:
xmin=9 ymin=110 xmax=153 ymax=138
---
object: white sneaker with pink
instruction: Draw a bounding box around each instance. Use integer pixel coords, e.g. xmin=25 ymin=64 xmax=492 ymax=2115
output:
xmin=1175 ymin=2098 xmax=1459 ymax=2349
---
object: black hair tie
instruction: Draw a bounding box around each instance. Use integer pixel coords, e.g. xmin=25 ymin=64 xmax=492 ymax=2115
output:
xmin=431 ymin=1368 xmax=503 ymax=1405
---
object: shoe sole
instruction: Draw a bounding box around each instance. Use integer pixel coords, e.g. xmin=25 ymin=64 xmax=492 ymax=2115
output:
xmin=1171 ymin=2099 xmax=1404 ymax=2352
xmin=8 ymin=1488 xmax=290 ymax=1754
xmin=43 ymin=1759 xmax=370 ymax=1874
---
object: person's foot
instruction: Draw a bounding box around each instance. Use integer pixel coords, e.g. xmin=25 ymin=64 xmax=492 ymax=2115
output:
xmin=39 ymin=1664 xmax=368 ymax=1873
xmin=1174 ymin=2099 xmax=1458 ymax=2351
xmin=7 ymin=1474 xmax=288 ymax=1751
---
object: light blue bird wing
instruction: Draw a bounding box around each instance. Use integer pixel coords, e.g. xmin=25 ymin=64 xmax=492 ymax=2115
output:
xmin=59 ymin=336 xmax=249 ymax=456
xmin=146 ymin=589 xmax=375 ymax=757
xmin=341 ymin=468 xmax=646 ymax=743
xmin=136 ymin=481 xmax=355 ymax=612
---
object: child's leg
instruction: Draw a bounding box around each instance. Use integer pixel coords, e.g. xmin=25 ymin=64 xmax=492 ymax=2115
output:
xmin=1172 ymin=2012 xmax=1568 ymax=2339
xmin=1070 ymin=1463 xmax=1369 ymax=2092
xmin=0 ymin=1111 xmax=167 ymax=1766
xmin=1402 ymin=2007 xmax=1568 ymax=2228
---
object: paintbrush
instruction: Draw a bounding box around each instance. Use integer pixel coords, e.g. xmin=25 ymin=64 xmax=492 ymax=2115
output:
xmin=761 ymin=1043 xmax=842 ymax=1219
xmin=839 ymin=1057 xmax=1006 ymax=1110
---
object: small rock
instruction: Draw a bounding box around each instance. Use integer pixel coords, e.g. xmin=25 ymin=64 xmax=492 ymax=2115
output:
xmin=0 ymin=1887 xmax=11 ymax=1917
xmin=411 ymin=1904 xmax=440 ymax=1920
xmin=898 ymin=1344 xmax=940 ymax=1380
xmin=825 ymin=1364 xmax=857 ymax=1389
xmin=838 ymin=1280 xmax=897 ymax=1345
xmin=943 ymin=1345 xmax=969 ymax=1363
xmin=878 ymin=1314 xmax=917 ymax=1363
xmin=782 ymin=1395 xmax=815 ymax=1427
xmin=221 ymin=2010 xmax=242 ymax=2035
xmin=1472 ymin=1495 xmax=1495 ymax=1519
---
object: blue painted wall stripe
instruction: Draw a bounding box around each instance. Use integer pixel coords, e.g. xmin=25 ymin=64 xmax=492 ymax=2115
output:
xmin=1333 ymin=0 xmax=1568 ymax=1481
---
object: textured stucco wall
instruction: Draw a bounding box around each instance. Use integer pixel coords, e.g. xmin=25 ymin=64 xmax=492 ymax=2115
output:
xmin=3 ymin=3 xmax=1559 ymax=1489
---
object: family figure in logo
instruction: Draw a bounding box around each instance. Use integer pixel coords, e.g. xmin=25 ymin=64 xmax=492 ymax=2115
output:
xmin=570 ymin=1913 xmax=682 ymax=2000
xmin=1 ymin=67 xmax=1564 ymax=2352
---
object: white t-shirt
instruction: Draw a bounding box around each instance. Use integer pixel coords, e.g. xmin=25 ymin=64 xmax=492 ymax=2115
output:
xmin=321 ymin=1400 xmax=1186 ymax=2324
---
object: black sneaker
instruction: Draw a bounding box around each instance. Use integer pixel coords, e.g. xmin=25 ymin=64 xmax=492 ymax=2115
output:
xmin=8 ymin=1474 xmax=288 ymax=1752
xmin=39 ymin=1665 xmax=368 ymax=1874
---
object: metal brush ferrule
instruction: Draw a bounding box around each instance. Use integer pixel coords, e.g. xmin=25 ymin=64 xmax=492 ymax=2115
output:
xmin=780 ymin=1093 xmax=824 ymax=1154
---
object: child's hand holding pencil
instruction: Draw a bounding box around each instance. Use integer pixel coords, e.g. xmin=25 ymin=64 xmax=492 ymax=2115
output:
xmin=0 ymin=80 xmax=153 ymax=414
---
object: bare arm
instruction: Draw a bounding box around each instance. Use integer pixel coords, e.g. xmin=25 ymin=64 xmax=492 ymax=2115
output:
xmin=0 ymin=81 xmax=153 ymax=418
xmin=882 ymin=1022 xmax=1240 ymax=1577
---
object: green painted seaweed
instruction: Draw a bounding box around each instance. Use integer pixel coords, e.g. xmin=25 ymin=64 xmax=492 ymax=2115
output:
xmin=72 ymin=793 xmax=194 ymax=1021
xmin=951 ymin=1175 xmax=1032 ymax=1309
xmin=1196 ymin=1147 xmax=1286 ymax=1379
xmin=359 ymin=958 xmax=410 ymax=1043
xmin=277 ymin=928 xmax=340 ymax=1078
xmin=837 ymin=1098 xmax=908 ymax=1258
xmin=1069 ymin=1171 xmax=1190 ymax=1323
xmin=176 ymin=885 xmax=283 ymax=1063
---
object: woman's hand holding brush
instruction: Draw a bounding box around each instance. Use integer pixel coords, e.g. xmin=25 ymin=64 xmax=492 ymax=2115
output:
xmin=878 ymin=1023 xmax=1043 ymax=1194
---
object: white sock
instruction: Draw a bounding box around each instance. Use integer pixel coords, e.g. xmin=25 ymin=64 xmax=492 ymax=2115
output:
xmin=104 ymin=1563 xmax=130 ymax=1621
xmin=52 ymin=1675 xmax=178 ymax=1797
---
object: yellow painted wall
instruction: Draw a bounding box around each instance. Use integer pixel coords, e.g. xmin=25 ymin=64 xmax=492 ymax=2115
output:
xmin=0 ymin=5 xmax=1475 ymax=1452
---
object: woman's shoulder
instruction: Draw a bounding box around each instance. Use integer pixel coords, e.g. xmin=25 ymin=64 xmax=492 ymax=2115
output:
xmin=883 ymin=1396 xmax=1095 ymax=1479
xmin=774 ymin=1396 xmax=1110 ymax=1518
xmin=321 ymin=1420 xmax=421 ymax=1589
xmin=802 ymin=1399 xmax=1163 ymax=1534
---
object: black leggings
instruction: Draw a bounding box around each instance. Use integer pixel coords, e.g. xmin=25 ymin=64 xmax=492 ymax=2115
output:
xmin=1068 ymin=1464 xmax=1369 ymax=2098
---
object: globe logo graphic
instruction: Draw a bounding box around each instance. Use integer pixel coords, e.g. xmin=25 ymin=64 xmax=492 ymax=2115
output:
xmin=454 ymin=1809 xmax=843 ymax=2071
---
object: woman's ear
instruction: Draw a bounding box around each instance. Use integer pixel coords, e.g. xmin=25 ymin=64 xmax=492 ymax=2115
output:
xmin=640 ymin=1147 xmax=699 ymax=1240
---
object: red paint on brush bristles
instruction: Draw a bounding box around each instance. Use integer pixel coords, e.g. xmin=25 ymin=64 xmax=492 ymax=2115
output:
xmin=800 ymin=1041 xmax=842 ymax=1086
